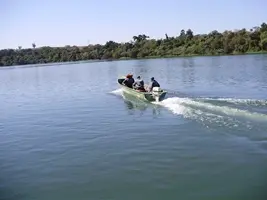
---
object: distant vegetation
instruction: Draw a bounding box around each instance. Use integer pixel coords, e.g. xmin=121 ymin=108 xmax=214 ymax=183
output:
xmin=1 ymin=22 xmax=267 ymax=66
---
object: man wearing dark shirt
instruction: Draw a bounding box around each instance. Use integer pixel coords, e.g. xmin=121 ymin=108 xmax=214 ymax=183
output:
xmin=122 ymin=74 xmax=135 ymax=88
xmin=147 ymin=77 xmax=160 ymax=92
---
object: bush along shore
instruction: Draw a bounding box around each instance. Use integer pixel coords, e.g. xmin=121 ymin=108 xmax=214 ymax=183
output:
xmin=1 ymin=22 xmax=267 ymax=66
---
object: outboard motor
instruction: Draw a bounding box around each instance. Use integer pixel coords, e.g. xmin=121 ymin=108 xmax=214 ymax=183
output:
xmin=152 ymin=87 xmax=162 ymax=102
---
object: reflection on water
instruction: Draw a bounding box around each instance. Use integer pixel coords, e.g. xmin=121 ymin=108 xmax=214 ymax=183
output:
xmin=107 ymin=61 xmax=119 ymax=86
xmin=133 ymin=61 xmax=149 ymax=79
xmin=181 ymin=58 xmax=195 ymax=87
xmin=124 ymin=99 xmax=147 ymax=111
xmin=122 ymin=91 xmax=161 ymax=116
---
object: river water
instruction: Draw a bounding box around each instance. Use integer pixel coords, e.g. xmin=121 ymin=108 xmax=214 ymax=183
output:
xmin=1 ymin=55 xmax=267 ymax=200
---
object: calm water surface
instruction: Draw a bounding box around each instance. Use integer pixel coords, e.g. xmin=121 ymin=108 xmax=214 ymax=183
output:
xmin=1 ymin=55 xmax=267 ymax=200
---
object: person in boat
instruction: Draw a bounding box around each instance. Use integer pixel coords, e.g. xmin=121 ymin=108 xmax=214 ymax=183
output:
xmin=146 ymin=77 xmax=160 ymax=92
xmin=122 ymin=74 xmax=135 ymax=88
xmin=133 ymin=76 xmax=145 ymax=91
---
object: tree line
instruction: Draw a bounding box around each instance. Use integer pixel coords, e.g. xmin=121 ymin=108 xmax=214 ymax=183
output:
xmin=1 ymin=22 xmax=267 ymax=66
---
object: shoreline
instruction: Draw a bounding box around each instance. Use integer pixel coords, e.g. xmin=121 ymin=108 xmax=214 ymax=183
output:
xmin=118 ymin=51 xmax=267 ymax=60
xmin=1 ymin=51 xmax=267 ymax=68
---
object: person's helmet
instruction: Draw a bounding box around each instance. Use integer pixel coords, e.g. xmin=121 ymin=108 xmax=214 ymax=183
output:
xmin=151 ymin=77 xmax=154 ymax=81
xmin=137 ymin=76 xmax=141 ymax=79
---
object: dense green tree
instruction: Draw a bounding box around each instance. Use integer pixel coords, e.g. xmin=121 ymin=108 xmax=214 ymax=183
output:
xmin=0 ymin=22 xmax=267 ymax=66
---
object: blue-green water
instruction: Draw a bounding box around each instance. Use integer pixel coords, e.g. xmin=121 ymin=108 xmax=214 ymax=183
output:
xmin=1 ymin=55 xmax=267 ymax=200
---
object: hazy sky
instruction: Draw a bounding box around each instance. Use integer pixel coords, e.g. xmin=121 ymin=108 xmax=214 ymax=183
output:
xmin=1 ymin=0 xmax=266 ymax=49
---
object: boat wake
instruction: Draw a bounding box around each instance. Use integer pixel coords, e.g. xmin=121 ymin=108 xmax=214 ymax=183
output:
xmin=155 ymin=97 xmax=267 ymax=120
xmin=110 ymin=88 xmax=123 ymax=96
xmin=110 ymin=88 xmax=267 ymax=145
xmin=154 ymin=96 xmax=267 ymax=135
xmin=157 ymin=96 xmax=267 ymax=143
xmin=110 ymin=88 xmax=267 ymax=126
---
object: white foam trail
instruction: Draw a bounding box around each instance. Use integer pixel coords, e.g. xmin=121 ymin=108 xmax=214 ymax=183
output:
xmin=156 ymin=97 xmax=267 ymax=122
xmin=154 ymin=98 xmax=235 ymax=129
xmin=198 ymin=97 xmax=267 ymax=106
xmin=110 ymin=88 xmax=123 ymax=96
xmin=153 ymin=97 xmax=187 ymax=115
